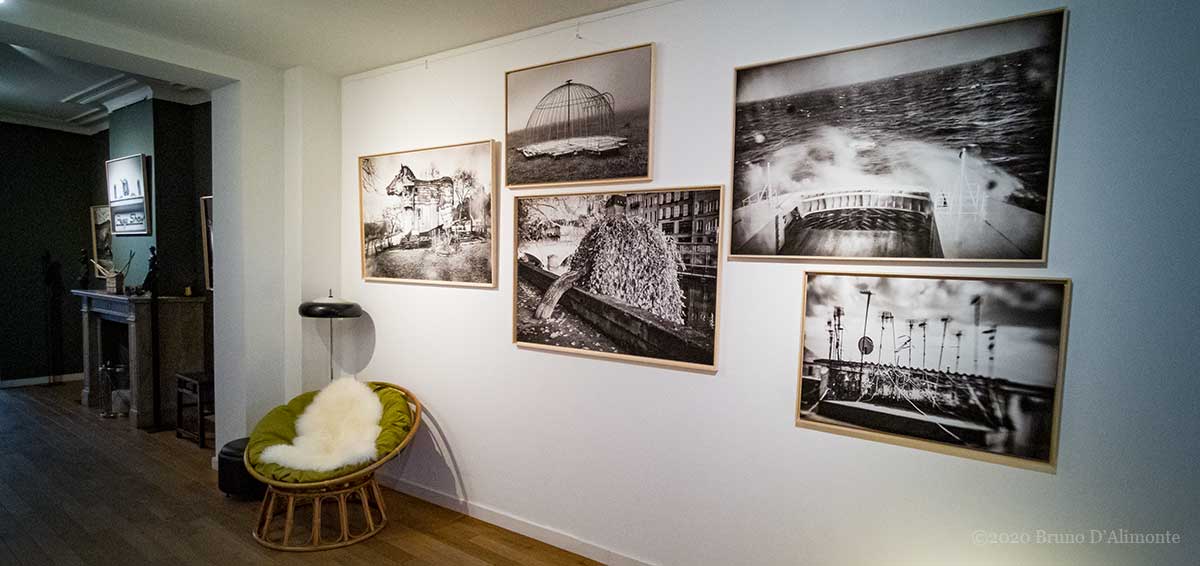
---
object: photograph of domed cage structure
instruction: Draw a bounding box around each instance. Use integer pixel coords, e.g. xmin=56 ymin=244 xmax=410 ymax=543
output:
xmin=513 ymin=186 xmax=723 ymax=372
xmin=505 ymin=44 xmax=653 ymax=188
xmin=797 ymin=271 xmax=1071 ymax=472
xmin=358 ymin=140 xmax=497 ymax=287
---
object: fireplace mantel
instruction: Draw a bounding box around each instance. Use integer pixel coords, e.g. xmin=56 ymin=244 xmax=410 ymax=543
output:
xmin=72 ymin=290 xmax=207 ymax=429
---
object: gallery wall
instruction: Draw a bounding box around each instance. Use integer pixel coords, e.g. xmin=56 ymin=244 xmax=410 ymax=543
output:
xmin=0 ymin=122 xmax=107 ymax=382
xmin=339 ymin=0 xmax=1199 ymax=564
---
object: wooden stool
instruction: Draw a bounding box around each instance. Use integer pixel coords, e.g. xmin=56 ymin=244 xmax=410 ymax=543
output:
xmin=175 ymin=371 xmax=214 ymax=447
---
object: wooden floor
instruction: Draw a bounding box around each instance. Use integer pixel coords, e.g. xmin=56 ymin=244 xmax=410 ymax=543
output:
xmin=0 ymin=384 xmax=599 ymax=566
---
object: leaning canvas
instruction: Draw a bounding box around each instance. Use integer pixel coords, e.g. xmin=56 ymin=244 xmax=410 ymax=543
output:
xmin=514 ymin=186 xmax=722 ymax=371
xmin=797 ymin=272 xmax=1070 ymax=472
xmin=731 ymin=10 xmax=1066 ymax=262
xmin=358 ymin=140 xmax=497 ymax=287
xmin=506 ymin=44 xmax=654 ymax=188
xmin=89 ymin=205 xmax=114 ymax=277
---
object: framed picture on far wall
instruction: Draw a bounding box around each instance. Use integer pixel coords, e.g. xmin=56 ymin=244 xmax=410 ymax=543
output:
xmin=797 ymin=271 xmax=1071 ymax=472
xmin=505 ymin=43 xmax=654 ymax=189
xmin=88 ymin=205 xmax=114 ymax=277
xmin=105 ymin=153 xmax=151 ymax=235
xmin=200 ymin=195 xmax=213 ymax=290
xmin=358 ymin=140 xmax=497 ymax=288
xmin=731 ymin=9 xmax=1066 ymax=263
xmin=514 ymin=186 xmax=723 ymax=372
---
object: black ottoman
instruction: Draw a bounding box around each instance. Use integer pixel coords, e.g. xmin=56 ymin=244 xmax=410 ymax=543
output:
xmin=218 ymin=437 xmax=266 ymax=500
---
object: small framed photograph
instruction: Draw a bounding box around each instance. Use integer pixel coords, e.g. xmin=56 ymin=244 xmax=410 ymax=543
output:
xmin=200 ymin=195 xmax=213 ymax=290
xmin=797 ymin=271 xmax=1071 ymax=472
xmin=505 ymin=43 xmax=654 ymax=189
xmin=105 ymin=153 xmax=151 ymax=236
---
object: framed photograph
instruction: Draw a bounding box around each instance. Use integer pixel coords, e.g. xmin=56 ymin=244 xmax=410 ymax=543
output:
xmin=358 ymin=140 xmax=498 ymax=287
xmin=514 ymin=186 xmax=722 ymax=372
xmin=797 ymin=272 xmax=1071 ymax=472
xmin=200 ymin=195 xmax=213 ymax=291
xmin=505 ymin=43 xmax=654 ymax=189
xmin=731 ymin=9 xmax=1066 ymax=262
xmin=105 ymin=153 xmax=151 ymax=235
xmin=88 ymin=205 xmax=114 ymax=277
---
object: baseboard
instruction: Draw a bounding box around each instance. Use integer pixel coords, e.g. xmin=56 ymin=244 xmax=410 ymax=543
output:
xmin=376 ymin=471 xmax=655 ymax=566
xmin=0 ymin=372 xmax=83 ymax=389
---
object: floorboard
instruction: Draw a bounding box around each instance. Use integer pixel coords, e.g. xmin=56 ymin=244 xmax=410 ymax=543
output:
xmin=0 ymin=385 xmax=601 ymax=566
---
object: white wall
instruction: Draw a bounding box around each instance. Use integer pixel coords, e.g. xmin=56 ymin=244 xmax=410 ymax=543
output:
xmin=284 ymin=66 xmax=344 ymax=396
xmin=341 ymin=1 xmax=1200 ymax=565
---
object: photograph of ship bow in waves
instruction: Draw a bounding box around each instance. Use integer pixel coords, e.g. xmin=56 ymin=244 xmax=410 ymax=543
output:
xmin=732 ymin=10 xmax=1066 ymax=262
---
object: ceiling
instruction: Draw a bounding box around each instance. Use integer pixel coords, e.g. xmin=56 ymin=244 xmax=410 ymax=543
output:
xmin=0 ymin=43 xmax=208 ymax=134
xmin=23 ymin=0 xmax=644 ymax=76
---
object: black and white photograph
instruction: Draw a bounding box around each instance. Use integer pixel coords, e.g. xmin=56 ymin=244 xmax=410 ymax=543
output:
xmin=732 ymin=10 xmax=1065 ymax=262
xmin=358 ymin=140 xmax=497 ymax=287
xmin=798 ymin=272 xmax=1070 ymax=471
xmin=505 ymin=44 xmax=653 ymax=188
xmin=200 ymin=195 xmax=213 ymax=290
xmin=514 ymin=186 xmax=722 ymax=371
xmin=88 ymin=205 xmax=113 ymax=277
xmin=105 ymin=153 xmax=150 ymax=235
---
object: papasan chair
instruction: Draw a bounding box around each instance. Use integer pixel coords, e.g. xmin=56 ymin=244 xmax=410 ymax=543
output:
xmin=243 ymin=381 xmax=421 ymax=551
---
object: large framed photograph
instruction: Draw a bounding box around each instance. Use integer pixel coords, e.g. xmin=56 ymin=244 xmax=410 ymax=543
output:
xmin=515 ymin=186 xmax=722 ymax=371
xmin=358 ymin=140 xmax=497 ymax=287
xmin=88 ymin=205 xmax=113 ymax=277
xmin=105 ymin=153 xmax=150 ymax=235
xmin=505 ymin=43 xmax=654 ymax=189
xmin=731 ymin=10 xmax=1066 ymax=262
xmin=797 ymin=272 xmax=1070 ymax=472
xmin=200 ymin=195 xmax=213 ymax=291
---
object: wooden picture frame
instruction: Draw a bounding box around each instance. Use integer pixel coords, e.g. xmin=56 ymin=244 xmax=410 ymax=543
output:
xmin=513 ymin=185 xmax=723 ymax=372
xmin=505 ymin=43 xmax=655 ymax=189
xmin=796 ymin=271 xmax=1071 ymax=472
xmin=200 ymin=195 xmax=213 ymax=291
xmin=105 ymin=153 xmax=151 ymax=236
xmin=729 ymin=9 xmax=1067 ymax=263
xmin=358 ymin=140 xmax=498 ymax=288
xmin=88 ymin=205 xmax=114 ymax=278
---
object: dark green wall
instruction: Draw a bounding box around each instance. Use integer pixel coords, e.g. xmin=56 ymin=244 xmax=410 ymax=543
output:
xmin=107 ymin=99 xmax=156 ymax=285
xmin=107 ymin=99 xmax=212 ymax=294
xmin=0 ymin=122 xmax=108 ymax=381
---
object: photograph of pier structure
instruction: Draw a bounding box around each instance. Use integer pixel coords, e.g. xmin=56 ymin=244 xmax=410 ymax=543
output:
xmin=732 ymin=11 xmax=1064 ymax=260
xmin=359 ymin=141 xmax=495 ymax=285
xmin=799 ymin=273 xmax=1068 ymax=463
xmin=515 ymin=188 xmax=721 ymax=368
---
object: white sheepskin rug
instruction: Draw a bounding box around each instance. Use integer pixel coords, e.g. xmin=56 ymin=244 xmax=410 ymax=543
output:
xmin=260 ymin=378 xmax=383 ymax=472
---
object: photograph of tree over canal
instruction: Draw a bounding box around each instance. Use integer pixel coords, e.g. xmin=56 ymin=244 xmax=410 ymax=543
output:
xmin=515 ymin=187 xmax=722 ymax=370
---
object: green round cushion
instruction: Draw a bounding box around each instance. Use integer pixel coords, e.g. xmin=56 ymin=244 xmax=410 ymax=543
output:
xmin=246 ymin=382 xmax=413 ymax=484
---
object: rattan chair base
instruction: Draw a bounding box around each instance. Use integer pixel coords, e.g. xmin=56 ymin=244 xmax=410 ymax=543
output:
xmin=252 ymin=473 xmax=388 ymax=552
